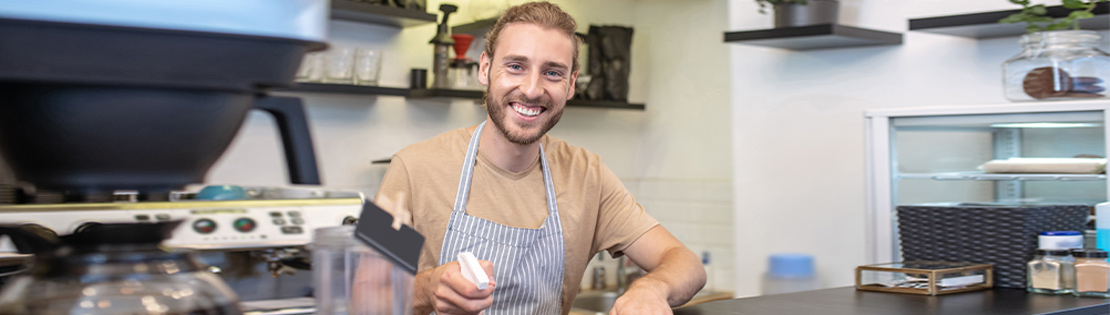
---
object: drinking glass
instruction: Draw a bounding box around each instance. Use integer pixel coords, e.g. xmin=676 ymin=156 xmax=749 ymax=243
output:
xmin=355 ymin=48 xmax=383 ymax=86
xmin=323 ymin=45 xmax=356 ymax=84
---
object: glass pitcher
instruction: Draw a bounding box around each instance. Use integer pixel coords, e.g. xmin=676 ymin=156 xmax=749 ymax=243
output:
xmin=0 ymin=222 xmax=243 ymax=314
xmin=313 ymin=225 xmax=413 ymax=315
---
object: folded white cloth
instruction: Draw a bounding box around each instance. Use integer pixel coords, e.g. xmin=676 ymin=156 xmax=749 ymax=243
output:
xmin=979 ymin=158 xmax=1106 ymax=174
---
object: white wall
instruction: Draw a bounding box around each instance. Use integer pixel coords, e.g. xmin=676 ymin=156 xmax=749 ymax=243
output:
xmin=207 ymin=0 xmax=735 ymax=293
xmin=728 ymin=0 xmax=1109 ymax=298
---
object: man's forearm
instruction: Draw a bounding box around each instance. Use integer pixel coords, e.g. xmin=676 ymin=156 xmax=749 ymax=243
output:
xmin=413 ymin=268 xmax=437 ymax=315
xmin=630 ymin=247 xmax=707 ymax=306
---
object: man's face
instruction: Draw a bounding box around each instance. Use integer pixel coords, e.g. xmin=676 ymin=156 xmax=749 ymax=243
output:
xmin=479 ymin=23 xmax=577 ymax=145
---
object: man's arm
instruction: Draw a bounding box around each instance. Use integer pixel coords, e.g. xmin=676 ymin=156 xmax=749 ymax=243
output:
xmin=610 ymin=225 xmax=706 ymax=314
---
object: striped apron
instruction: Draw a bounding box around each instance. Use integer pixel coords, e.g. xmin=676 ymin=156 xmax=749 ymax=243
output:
xmin=437 ymin=121 xmax=565 ymax=314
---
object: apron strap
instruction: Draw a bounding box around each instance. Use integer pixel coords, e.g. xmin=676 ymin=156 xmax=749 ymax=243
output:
xmin=452 ymin=121 xmax=486 ymax=213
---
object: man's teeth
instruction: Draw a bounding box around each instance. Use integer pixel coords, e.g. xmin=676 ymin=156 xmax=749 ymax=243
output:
xmin=512 ymin=103 xmax=541 ymax=117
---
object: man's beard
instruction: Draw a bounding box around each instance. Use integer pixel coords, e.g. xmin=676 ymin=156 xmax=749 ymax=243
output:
xmin=485 ymin=88 xmax=563 ymax=145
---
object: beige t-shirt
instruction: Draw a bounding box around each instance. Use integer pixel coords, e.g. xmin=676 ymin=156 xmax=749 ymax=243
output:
xmin=375 ymin=126 xmax=659 ymax=314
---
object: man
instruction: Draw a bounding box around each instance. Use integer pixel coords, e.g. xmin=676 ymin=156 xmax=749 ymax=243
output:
xmin=372 ymin=2 xmax=705 ymax=314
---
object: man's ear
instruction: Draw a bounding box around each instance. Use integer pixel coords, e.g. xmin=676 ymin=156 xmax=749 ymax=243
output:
xmin=478 ymin=51 xmax=491 ymax=86
xmin=567 ymin=70 xmax=578 ymax=99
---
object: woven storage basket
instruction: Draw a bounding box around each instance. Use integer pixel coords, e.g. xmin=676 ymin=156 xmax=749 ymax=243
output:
xmin=896 ymin=203 xmax=1089 ymax=289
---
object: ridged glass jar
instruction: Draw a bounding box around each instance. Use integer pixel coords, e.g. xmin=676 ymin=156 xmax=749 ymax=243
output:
xmin=1003 ymin=30 xmax=1110 ymax=102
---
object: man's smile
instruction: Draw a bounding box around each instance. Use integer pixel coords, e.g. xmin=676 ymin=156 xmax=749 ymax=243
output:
xmin=510 ymin=101 xmax=546 ymax=118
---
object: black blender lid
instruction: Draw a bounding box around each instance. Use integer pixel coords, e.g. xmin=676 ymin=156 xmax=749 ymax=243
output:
xmin=0 ymin=17 xmax=324 ymax=92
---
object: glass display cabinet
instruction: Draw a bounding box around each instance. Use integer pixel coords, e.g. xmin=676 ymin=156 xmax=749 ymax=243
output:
xmin=865 ymin=100 xmax=1109 ymax=263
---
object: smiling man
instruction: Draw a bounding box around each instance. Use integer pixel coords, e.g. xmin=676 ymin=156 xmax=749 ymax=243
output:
xmin=371 ymin=2 xmax=705 ymax=314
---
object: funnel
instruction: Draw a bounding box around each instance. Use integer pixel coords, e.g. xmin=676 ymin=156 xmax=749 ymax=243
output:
xmin=451 ymin=34 xmax=475 ymax=60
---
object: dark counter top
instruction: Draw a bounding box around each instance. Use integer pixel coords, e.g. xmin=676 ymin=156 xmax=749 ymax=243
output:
xmin=674 ymin=287 xmax=1109 ymax=315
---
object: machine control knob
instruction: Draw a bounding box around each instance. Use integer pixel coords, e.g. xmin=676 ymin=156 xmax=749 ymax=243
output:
xmin=342 ymin=216 xmax=357 ymax=226
xmin=192 ymin=219 xmax=217 ymax=234
xmin=74 ymin=222 xmax=103 ymax=234
xmin=233 ymin=218 xmax=256 ymax=233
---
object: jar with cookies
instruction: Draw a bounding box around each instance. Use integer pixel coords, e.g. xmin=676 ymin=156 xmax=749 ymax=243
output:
xmin=1002 ymin=30 xmax=1110 ymax=102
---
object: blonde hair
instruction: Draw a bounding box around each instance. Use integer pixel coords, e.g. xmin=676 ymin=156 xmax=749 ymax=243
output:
xmin=484 ymin=1 xmax=580 ymax=72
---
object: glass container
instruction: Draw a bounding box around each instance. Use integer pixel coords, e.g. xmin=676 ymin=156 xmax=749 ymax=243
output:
xmin=856 ymin=261 xmax=993 ymax=295
xmin=1072 ymin=249 xmax=1110 ymax=297
xmin=0 ymin=222 xmax=242 ymax=314
xmin=1027 ymin=248 xmax=1076 ymax=294
xmin=313 ymin=226 xmax=414 ymax=315
xmin=1003 ymin=30 xmax=1110 ymax=102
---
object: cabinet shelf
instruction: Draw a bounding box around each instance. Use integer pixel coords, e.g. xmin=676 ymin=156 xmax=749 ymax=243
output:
xmin=331 ymin=0 xmax=437 ymax=28
xmin=898 ymin=172 xmax=1106 ymax=181
xmin=723 ymin=24 xmax=902 ymax=50
xmin=276 ymin=84 xmax=646 ymax=110
xmin=909 ymin=2 xmax=1110 ymax=38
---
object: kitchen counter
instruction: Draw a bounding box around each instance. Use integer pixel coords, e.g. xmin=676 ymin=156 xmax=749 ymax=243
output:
xmin=673 ymin=287 xmax=1110 ymax=315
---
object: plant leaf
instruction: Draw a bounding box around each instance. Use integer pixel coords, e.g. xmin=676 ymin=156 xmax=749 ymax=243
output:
xmin=1030 ymin=16 xmax=1055 ymax=23
xmin=1029 ymin=4 xmax=1048 ymax=15
xmin=1069 ymin=11 xmax=1095 ymax=20
xmin=1027 ymin=24 xmax=1044 ymax=33
xmin=999 ymin=13 xmax=1026 ymax=23
xmin=1008 ymin=0 xmax=1030 ymax=5
xmin=1062 ymin=0 xmax=1087 ymax=9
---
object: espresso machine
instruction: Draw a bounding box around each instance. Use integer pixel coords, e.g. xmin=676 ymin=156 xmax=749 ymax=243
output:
xmin=0 ymin=1 xmax=420 ymax=313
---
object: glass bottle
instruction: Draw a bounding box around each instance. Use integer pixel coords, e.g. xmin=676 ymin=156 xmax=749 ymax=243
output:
xmin=1072 ymin=249 xmax=1110 ymax=298
xmin=1027 ymin=248 xmax=1076 ymax=294
xmin=1002 ymin=30 xmax=1110 ymax=102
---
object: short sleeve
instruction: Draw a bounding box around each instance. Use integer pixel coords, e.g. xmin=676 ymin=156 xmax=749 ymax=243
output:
xmin=374 ymin=155 xmax=436 ymax=272
xmin=592 ymin=160 xmax=659 ymax=257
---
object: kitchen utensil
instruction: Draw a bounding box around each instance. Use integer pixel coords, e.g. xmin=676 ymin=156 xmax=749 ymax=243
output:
xmin=0 ymin=221 xmax=243 ymax=314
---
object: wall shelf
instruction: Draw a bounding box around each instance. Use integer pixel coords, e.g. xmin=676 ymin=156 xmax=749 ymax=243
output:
xmin=898 ymin=172 xmax=1106 ymax=181
xmin=723 ymin=24 xmax=902 ymax=50
xmin=276 ymin=84 xmax=646 ymax=110
xmin=909 ymin=2 xmax=1110 ymax=38
xmin=331 ymin=0 xmax=437 ymax=28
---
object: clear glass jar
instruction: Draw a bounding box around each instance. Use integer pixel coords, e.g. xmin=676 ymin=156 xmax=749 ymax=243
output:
xmin=1072 ymin=249 xmax=1110 ymax=298
xmin=1003 ymin=30 xmax=1110 ymax=102
xmin=1027 ymin=248 xmax=1076 ymax=294
xmin=312 ymin=226 xmax=414 ymax=315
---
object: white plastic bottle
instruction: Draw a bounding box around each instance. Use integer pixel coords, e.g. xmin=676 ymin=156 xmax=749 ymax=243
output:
xmin=761 ymin=253 xmax=820 ymax=295
xmin=1097 ymin=202 xmax=1110 ymax=252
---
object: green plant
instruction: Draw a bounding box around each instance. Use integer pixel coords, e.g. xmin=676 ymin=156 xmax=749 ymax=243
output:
xmin=999 ymin=0 xmax=1108 ymax=33
xmin=756 ymin=0 xmax=808 ymax=14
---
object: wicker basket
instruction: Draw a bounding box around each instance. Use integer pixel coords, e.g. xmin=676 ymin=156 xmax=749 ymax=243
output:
xmin=896 ymin=203 xmax=1089 ymax=289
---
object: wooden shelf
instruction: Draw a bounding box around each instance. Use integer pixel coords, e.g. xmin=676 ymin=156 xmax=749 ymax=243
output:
xmin=277 ymin=85 xmax=645 ymax=110
xmin=331 ymin=0 xmax=437 ymax=28
xmin=277 ymin=83 xmax=411 ymax=96
xmin=909 ymin=2 xmax=1110 ymax=38
xmin=723 ymin=24 xmax=902 ymax=50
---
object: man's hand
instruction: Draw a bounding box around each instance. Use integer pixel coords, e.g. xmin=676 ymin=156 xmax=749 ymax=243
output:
xmin=415 ymin=259 xmax=497 ymax=315
xmin=609 ymin=277 xmax=673 ymax=315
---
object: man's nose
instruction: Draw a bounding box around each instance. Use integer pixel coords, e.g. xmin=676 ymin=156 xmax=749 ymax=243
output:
xmin=518 ymin=71 xmax=544 ymax=100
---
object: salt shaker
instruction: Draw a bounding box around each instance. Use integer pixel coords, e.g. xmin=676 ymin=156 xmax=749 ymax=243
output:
xmin=1027 ymin=249 xmax=1076 ymax=294
xmin=1072 ymin=249 xmax=1110 ymax=298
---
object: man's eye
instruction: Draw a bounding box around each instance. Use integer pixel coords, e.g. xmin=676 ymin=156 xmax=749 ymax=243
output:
xmin=508 ymin=64 xmax=523 ymax=71
xmin=545 ymin=71 xmax=562 ymax=77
